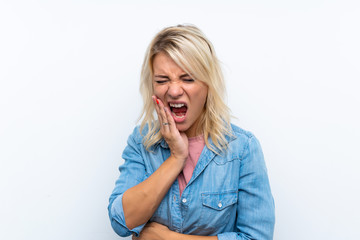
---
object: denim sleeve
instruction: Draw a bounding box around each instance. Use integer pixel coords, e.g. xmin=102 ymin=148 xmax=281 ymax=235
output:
xmin=108 ymin=127 xmax=149 ymax=237
xmin=218 ymin=135 xmax=275 ymax=240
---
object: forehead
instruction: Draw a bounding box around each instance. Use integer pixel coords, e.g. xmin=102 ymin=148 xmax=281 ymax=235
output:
xmin=152 ymin=52 xmax=186 ymax=75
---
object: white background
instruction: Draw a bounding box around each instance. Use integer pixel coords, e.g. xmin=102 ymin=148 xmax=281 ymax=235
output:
xmin=1 ymin=1 xmax=359 ymax=239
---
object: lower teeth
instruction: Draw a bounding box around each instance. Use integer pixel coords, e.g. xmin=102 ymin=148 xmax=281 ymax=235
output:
xmin=172 ymin=111 xmax=185 ymax=118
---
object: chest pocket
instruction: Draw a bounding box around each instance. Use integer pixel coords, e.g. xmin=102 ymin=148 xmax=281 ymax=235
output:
xmin=195 ymin=190 xmax=238 ymax=230
xmin=202 ymin=190 xmax=238 ymax=210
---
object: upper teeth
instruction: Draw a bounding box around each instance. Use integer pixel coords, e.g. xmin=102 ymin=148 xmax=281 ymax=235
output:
xmin=170 ymin=103 xmax=185 ymax=108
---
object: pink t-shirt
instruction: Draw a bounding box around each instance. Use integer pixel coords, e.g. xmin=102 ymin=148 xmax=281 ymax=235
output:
xmin=177 ymin=135 xmax=205 ymax=196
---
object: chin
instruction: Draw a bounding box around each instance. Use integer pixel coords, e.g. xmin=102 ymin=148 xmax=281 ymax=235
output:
xmin=175 ymin=123 xmax=189 ymax=133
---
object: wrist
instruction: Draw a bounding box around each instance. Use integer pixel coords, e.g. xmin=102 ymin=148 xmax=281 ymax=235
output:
xmin=169 ymin=154 xmax=187 ymax=168
xmin=168 ymin=230 xmax=181 ymax=240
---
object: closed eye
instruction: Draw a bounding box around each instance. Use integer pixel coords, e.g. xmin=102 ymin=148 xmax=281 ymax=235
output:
xmin=154 ymin=75 xmax=169 ymax=84
xmin=183 ymin=79 xmax=194 ymax=82
xmin=155 ymin=80 xmax=168 ymax=84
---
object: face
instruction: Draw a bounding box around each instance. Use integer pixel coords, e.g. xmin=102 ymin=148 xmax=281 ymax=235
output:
xmin=152 ymin=52 xmax=208 ymax=137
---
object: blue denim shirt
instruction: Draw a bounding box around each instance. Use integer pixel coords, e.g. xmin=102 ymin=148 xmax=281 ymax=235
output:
xmin=108 ymin=124 xmax=275 ymax=240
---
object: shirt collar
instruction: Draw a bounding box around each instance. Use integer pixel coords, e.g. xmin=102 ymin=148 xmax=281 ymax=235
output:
xmin=158 ymin=132 xmax=236 ymax=152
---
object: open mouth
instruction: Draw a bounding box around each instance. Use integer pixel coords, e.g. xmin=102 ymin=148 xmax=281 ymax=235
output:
xmin=169 ymin=102 xmax=188 ymax=120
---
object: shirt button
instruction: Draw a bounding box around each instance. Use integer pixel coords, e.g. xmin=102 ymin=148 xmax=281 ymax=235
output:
xmin=218 ymin=202 xmax=222 ymax=208
xmin=182 ymin=198 xmax=187 ymax=203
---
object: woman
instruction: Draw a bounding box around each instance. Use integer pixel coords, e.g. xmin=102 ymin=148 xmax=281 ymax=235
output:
xmin=108 ymin=24 xmax=275 ymax=240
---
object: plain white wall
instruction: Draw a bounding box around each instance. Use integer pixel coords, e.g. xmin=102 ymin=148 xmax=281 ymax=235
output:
xmin=1 ymin=1 xmax=359 ymax=239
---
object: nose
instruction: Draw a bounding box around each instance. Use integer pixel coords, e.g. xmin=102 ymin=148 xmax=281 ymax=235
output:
xmin=167 ymin=82 xmax=184 ymax=99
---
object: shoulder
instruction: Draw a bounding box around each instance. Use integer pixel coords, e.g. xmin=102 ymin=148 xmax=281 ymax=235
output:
xmin=127 ymin=125 xmax=149 ymax=145
xmin=122 ymin=125 xmax=150 ymax=159
xmin=227 ymin=123 xmax=262 ymax=159
xmin=230 ymin=123 xmax=256 ymax=143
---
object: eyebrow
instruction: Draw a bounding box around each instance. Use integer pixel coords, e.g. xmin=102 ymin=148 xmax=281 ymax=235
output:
xmin=154 ymin=75 xmax=169 ymax=79
xmin=180 ymin=74 xmax=191 ymax=78
xmin=154 ymin=74 xmax=191 ymax=79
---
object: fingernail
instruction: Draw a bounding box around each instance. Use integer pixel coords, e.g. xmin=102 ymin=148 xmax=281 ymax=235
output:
xmin=164 ymin=107 xmax=167 ymax=112
xmin=156 ymin=99 xmax=159 ymax=104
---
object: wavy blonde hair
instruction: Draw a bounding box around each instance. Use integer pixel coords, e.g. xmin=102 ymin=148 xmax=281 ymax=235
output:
xmin=139 ymin=24 xmax=233 ymax=154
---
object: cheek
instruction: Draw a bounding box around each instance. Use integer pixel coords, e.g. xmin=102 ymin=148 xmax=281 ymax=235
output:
xmin=196 ymin=89 xmax=208 ymax=106
xmin=153 ymin=86 xmax=166 ymax=98
xmin=188 ymin=82 xmax=208 ymax=101
xmin=189 ymin=92 xmax=207 ymax=112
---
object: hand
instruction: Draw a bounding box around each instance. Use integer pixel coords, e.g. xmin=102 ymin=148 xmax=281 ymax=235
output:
xmin=132 ymin=222 xmax=172 ymax=240
xmin=153 ymin=96 xmax=189 ymax=164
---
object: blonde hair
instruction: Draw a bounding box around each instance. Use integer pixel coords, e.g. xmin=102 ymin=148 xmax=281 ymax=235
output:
xmin=139 ymin=24 xmax=233 ymax=154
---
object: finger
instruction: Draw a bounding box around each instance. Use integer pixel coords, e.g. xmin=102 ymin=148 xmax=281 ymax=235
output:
xmin=164 ymin=105 xmax=177 ymax=134
xmin=152 ymin=96 xmax=160 ymax=116
xmin=152 ymin=96 xmax=170 ymax=132
xmin=158 ymin=100 xmax=171 ymax=132
xmin=152 ymin=96 xmax=164 ymax=124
